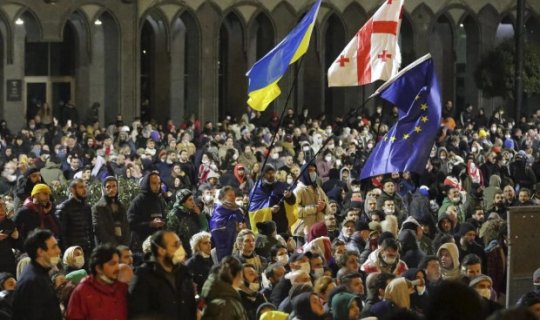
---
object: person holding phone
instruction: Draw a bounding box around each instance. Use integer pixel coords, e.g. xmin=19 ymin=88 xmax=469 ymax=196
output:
xmin=14 ymin=183 xmax=60 ymax=242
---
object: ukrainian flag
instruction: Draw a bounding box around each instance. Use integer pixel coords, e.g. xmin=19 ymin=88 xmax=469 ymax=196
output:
xmin=246 ymin=0 xmax=322 ymax=111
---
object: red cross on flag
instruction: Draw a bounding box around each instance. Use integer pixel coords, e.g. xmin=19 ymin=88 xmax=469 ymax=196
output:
xmin=328 ymin=0 xmax=404 ymax=87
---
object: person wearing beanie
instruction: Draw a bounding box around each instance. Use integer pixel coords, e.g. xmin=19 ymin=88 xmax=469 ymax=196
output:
xmin=166 ymin=188 xmax=206 ymax=257
xmin=331 ymin=292 xmax=362 ymax=320
xmin=248 ymin=164 xmax=296 ymax=235
xmin=55 ymin=178 xmax=94 ymax=259
xmin=469 ymin=274 xmax=503 ymax=318
xmin=517 ymin=267 xmax=540 ymax=307
xmin=457 ymin=222 xmax=486 ymax=273
xmin=92 ymin=176 xmax=130 ymax=247
xmin=13 ymin=167 xmax=44 ymax=212
xmin=14 ymin=183 xmax=60 ymax=241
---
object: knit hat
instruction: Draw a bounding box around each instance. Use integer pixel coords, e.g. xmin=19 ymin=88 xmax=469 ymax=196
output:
xmin=150 ymin=130 xmax=160 ymax=142
xmin=331 ymin=292 xmax=361 ymax=320
xmin=176 ymin=189 xmax=193 ymax=204
xmin=533 ymin=267 xmax=540 ymax=285
xmin=418 ymin=185 xmax=429 ymax=197
xmin=469 ymin=274 xmax=492 ymax=288
xmin=256 ymin=221 xmax=276 ymax=236
xmin=31 ymin=183 xmax=51 ymax=197
xmin=458 ymin=222 xmax=476 ymax=237
xmin=478 ymin=129 xmax=487 ymax=138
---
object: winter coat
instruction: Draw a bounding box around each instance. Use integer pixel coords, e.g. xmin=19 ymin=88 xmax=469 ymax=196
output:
xmin=92 ymin=195 xmax=130 ymax=246
xmin=13 ymin=168 xmax=43 ymax=211
xmin=127 ymin=173 xmax=167 ymax=252
xmin=14 ymin=198 xmax=60 ymax=241
xmin=166 ymin=204 xmax=205 ymax=257
xmin=408 ymin=191 xmax=436 ymax=236
xmin=483 ymin=175 xmax=502 ymax=210
xmin=128 ymin=261 xmax=197 ymax=320
xmin=209 ymin=203 xmax=244 ymax=261
xmin=200 ymin=273 xmax=250 ymax=320
xmin=361 ymin=249 xmax=408 ymax=276
xmin=55 ymin=197 xmax=94 ymax=252
xmin=438 ymin=196 xmax=465 ymax=223
xmin=39 ymin=160 xmax=66 ymax=186
xmin=12 ymin=262 xmax=62 ymax=320
xmin=292 ymin=164 xmax=331 ymax=238
xmin=377 ymin=190 xmax=407 ymax=221
xmin=0 ymin=218 xmax=18 ymax=275
xmin=437 ymin=242 xmax=461 ymax=280
xmin=66 ymin=275 xmax=128 ymax=320
xmin=398 ymin=230 xmax=425 ymax=269
xmin=185 ymin=254 xmax=214 ymax=294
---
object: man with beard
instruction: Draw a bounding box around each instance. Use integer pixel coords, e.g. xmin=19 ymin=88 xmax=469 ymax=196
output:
xmin=66 ymin=244 xmax=128 ymax=319
xmin=56 ymin=179 xmax=94 ymax=258
xmin=178 ymin=149 xmax=197 ymax=186
xmin=419 ymin=255 xmax=442 ymax=291
xmin=517 ymin=188 xmax=535 ymax=206
xmin=466 ymin=206 xmax=485 ymax=234
xmin=127 ymin=172 xmax=167 ymax=262
xmin=456 ymin=222 xmax=486 ymax=273
xmin=438 ymin=186 xmax=465 ymax=223
xmin=14 ymin=184 xmax=60 ymax=241
xmin=487 ymin=191 xmax=508 ymax=220
xmin=92 ymin=176 xmax=130 ymax=246
xmin=462 ymin=183 xmax=483 ymax=220
xmin=503 ymin=185 xmax=518 ymax=207
xmin=248 ymin=164 xmax=296 ymax=235
xmin=129 ymin=230 xmax=197 ymax=319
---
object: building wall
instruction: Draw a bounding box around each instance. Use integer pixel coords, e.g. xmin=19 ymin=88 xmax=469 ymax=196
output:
xmin=0 ymin=0 xmax=538 ymax=129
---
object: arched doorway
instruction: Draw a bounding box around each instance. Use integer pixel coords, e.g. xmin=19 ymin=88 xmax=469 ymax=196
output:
xmin=400 ymin=16 xmax=415 ymax=67
xmin=324 ymin=14 xmax=345 ymax=118
xmin=431 ymin=14 xmax=455 ymax=107
xmin=495 ymin=15 xmax=514 ymax=45
xmin=219 ymin=12 xmax=247 ymax=120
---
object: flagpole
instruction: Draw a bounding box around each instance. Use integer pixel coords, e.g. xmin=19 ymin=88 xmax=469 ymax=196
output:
xmin=248 ymin=57 xmax=305 ymax=207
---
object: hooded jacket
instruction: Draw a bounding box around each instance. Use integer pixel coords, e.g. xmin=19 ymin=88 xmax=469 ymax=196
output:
xmin=408 ymin=190 xmax=436 ymax=237
xmin=127 ymin=173 xmax=167 ymax=252
xmin=398 ymin=230 xmax=425 ymax=269
xmin=200 ymin=273 xmax=250 ymax=320
xmin=40 ymin=160 xmax=67 ymax=186
xmin=15 ymin=197 xmax=61 ymax=241
xmin=361 ymin=248 xmax=408 ymax=276
xmin=166 ymin=201 xmax=206 ymax=257
xmin=66 ymin=275 xmax=128 ymax=320
xmin=437 ymin=242 xmax=460 ymax=280
xmin=91 ymin=177 xmax=130 ymax=246
xmin=483 ymin=175 xmax=502 ymax=210
xmin=292 ymin=164 xmax=330 ymax=238
xmin=13 ymin=168 xmax=43 ymax=211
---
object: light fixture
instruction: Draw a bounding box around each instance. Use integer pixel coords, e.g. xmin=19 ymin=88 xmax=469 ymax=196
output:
xmin=142 ymin=50 xmax=147 ymax=55
xmin=460 ymin=23 xmax=464 ymax=28
xmin=94 ymin=19 xmax=102 ymax=26
xmin=15 ymin=18 xmax=24 ymax=25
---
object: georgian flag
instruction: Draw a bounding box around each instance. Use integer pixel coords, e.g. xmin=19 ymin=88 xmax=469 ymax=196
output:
xmin=328 ymin=0 xmax=404 ymax=87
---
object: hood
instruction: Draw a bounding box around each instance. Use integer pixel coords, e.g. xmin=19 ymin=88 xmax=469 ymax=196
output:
xmin=437 ymin=147 xmax=448 ymax=158
xmin=488 ymin=175 xmax=501 ymax=188
xmin=384 ymin=277 xmax=410 ymax=309
xmin=299 ymin=163 xmax=317 ymax=186
xmin=233 ymin=163 xmax=246 ymax=184
xmin=402 ymin=268 xmax=426 ymax=282
xmin=44 ymin=160 xmax=61 ymax=169
xmin=437 ymin=242 xmax=460 ymax=272
xmin=306 ymin=222 xmax=328 ymax=243
xmin=397 ymin=229 xmax=418 ymax=252
xmin=331 ymin=292 xmax=359 ymax=320
xmin=140 ymin=172 xmax=160 ymax=194
xmin=292 ymin=292 xmax=325 ymax=320
xmin=200 ymin=273 xmax=241 ymax=302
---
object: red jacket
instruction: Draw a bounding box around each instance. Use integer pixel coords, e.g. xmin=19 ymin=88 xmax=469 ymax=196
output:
xmin=66 ymin=275 xmax=128 ymax=320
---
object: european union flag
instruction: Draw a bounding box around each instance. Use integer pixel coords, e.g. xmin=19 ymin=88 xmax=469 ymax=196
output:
xmin=246 ymin=0 xmax=321 ymax=111
xmin=360 ymin=54 xmax=442 ymax=180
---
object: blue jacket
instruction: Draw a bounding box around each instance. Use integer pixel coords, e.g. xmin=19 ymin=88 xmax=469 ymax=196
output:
xmin=209 ymin=204 xmax=244 ymax=261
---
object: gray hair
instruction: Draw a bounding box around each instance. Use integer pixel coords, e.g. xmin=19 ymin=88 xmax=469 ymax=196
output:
xmin=190 ymin=231 xmax=211 ymax=254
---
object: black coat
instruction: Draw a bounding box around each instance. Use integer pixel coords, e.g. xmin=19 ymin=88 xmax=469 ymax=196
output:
xmin=92 ymin=195 xmax=130 ymax=246
xmin=55 ymin=197 xmax=93 ymax=252
xmin=128 ymin=261 xmax=197 ymax=320
xmin=12 ymin=262 xmax=62 ymax=320
xmin=0 ymin=218 xmax=18 ymax=275
xmin=127 ymin=173 xmax=167 ymax=252
xmin=185 ymin=254 xmax=214 ymax=294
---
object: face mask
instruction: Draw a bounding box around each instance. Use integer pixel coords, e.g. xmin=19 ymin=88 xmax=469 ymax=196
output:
xmin=287 ymin=178 xmax=294 ymax=184
xmin=233 ymin=153 xmax=239 ymax=160
xmin=201 ymin=252 xmax=211 ymax=258
xmin=172 ymin=246 xmax=186 ymax=265
xmin=202 ymin=159 xmax=209 ymax=165
xmin=325 ymin=155 xmax=332 ymax=162
xmin=471 ymin=146 xmax=477 ymax=153
xmin=271 ymin=153 xmax=279 ymax=160
xmin=277 ymin=254 xmax=289 ymax=265
xmin=383 ymin=256 xmax=397 ymax=265
xmin=99 ymin=274 xmax=115 ymax=284
xmin=383 ymin=208 xmax=395 ymax=215
xmin=313 ymin=267 xmax=324 ymax=279
xmin=303 ymin=146 xmax=310 ymax=152
xmin=367 ymin=143 xmax=374 ymax=149
xmin=299 ymin=262 xmax=311 ymax=274
xmin=327 ymin=144 xmax=335 ymax=150
xmin=309 ymin=172 xmax=317 ymax=182
xmin=235 ymin=200 xmax=244 ymax=207
xmin=74 ymin=256 xmax=85 ymax=269
xmin=204 ymin=195 xmax=214 ymax=203
xmin=477 ymin=288 xmax=491 ymax=299
xmin=417 ymin=286 xmax=426 ymax=296
xmin=49 ymin=256 xmax=60 ymax=267
xmin=440 ymin=156 xmax=447 ymax=160
xmin=249 ymin=282 xmax=260 ymax=292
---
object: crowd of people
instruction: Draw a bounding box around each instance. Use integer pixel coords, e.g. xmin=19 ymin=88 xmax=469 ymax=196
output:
xmin=0 ymin=101 xmax=540 ymax=320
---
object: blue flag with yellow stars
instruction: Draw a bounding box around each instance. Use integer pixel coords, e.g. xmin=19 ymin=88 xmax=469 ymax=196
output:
xmin=360 ymin=54 xmax=442 ymax=180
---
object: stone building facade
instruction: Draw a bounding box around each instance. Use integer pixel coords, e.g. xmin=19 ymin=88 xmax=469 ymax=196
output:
xmin=0 ymin=0 xmax=539 ymax=129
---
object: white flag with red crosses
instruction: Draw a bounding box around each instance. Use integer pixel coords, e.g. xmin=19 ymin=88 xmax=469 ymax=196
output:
xmin=328 ymin=0 xmax=403 ymax=87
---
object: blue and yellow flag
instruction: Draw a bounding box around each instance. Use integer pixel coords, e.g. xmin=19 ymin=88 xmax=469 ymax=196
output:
xmin=246 ymin=0 xmax=322 ymax=111
xmin=360 ymin=54 xmax=442 ymax=180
